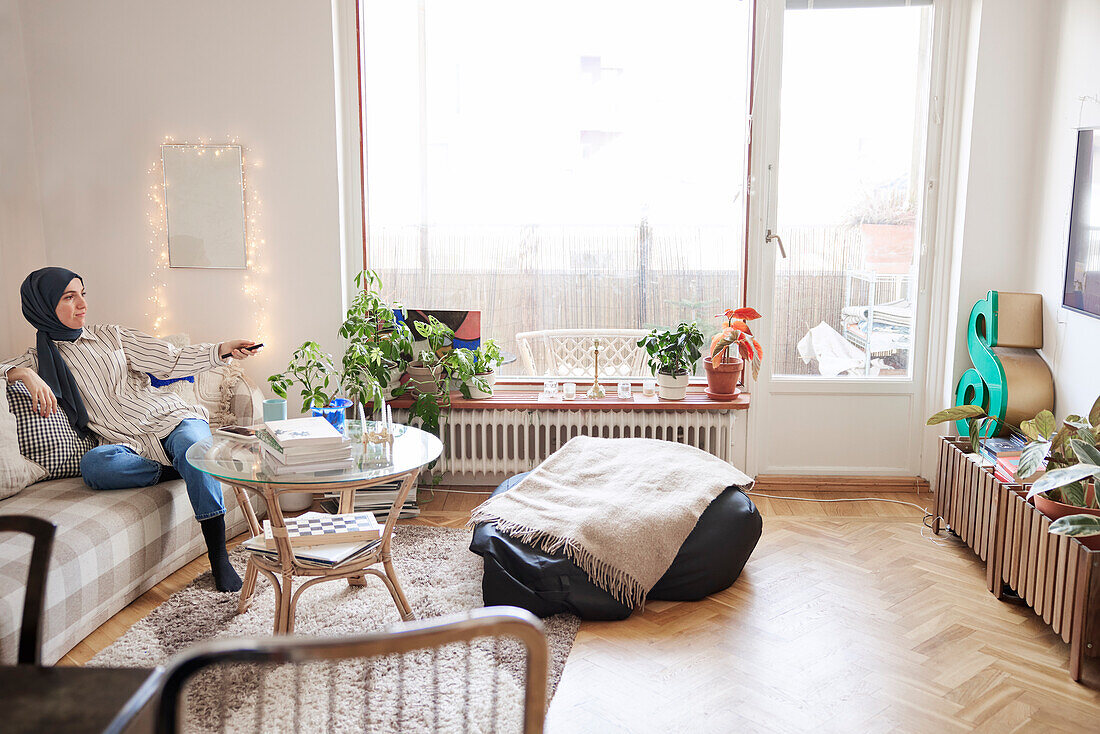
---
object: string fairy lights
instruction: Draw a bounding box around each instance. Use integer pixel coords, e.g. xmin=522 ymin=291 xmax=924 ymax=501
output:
xmin=146 ymin=135 xmax=269 ymax=341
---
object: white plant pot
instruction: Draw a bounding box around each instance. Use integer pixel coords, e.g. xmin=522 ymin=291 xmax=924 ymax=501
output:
xmin=383 ymin=366 xmax=404 ymax=398
xmin=468 ymin=370 xmax=496 ymax=399
xmin=278 ymin=491 xmax=314 ymax=513
xmin=656 ymin=371 xmax=690 ymax=400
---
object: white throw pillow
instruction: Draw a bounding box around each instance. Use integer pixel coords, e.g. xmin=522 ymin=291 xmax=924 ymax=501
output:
xmin=0 ymin=381 xmax=47 ymax=499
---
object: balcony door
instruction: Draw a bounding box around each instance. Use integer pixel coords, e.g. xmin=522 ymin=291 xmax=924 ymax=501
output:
xmin=747 ymin=0 xmax=943 ymax=476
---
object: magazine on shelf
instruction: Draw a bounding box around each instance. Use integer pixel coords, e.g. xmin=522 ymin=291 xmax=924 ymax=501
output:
xmin=242 ymin=533 xmax=385 ymax=568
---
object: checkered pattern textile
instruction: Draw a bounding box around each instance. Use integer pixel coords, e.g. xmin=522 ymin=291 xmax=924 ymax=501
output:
xmin=0 ymin=363 xmax=265 ymax=665
xmin=6 ymin=382 xmax=96 ymax=479
xmin=0 ymin=476 xmax=263 ymax=665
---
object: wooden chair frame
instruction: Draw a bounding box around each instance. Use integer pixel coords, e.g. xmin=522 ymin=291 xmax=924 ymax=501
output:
xmin=0 ymin=514 xmax=56 ymax=665
xmin=155 ymin=606 xmax=550 ymax=734
xmin=228 ymin=469 xmax=419 ymax=635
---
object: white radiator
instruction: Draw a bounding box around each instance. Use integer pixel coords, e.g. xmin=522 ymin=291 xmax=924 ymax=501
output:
xmin=395 ymin=407 xmax=741 ymax=484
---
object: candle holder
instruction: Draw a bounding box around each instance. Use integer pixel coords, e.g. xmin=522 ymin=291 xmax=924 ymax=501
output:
xmin=586 ymin=338 xmax=606 ymax=399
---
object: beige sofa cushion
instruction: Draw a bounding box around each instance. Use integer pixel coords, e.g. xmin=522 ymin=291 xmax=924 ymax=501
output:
xmin=0 ymin=382 xmax=46 ymax=500
xmin=0 ymin=476 xmax=262 ymax=665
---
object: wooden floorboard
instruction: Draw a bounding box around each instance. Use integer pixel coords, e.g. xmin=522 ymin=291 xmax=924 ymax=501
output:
xmin=60 ymin=486 xmax=1100 ymax=732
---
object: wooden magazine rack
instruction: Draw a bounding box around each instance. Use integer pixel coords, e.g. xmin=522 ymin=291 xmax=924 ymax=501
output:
xmin=934 ymin=436 xmax=1100 ymax=681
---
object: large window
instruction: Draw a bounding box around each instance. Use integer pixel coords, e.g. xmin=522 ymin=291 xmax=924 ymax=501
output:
xmin=362 ymin=0 xmax=752 ymax=378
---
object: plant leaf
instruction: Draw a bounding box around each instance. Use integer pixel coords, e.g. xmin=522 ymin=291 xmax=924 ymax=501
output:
xmin=1017 ymin=440 xmax=1050 ymax=480
xmin=1090 ymin=395 xmax=1100 ymax=427
xmin=926 ymin=404 xmax=986 ymax=426
xmin=1070 ymin=438 xmax=1100 ymax=467
xmin=1063 ymin=481 xmax=1087 ymax=508
xmin=1020 ymin=419 xmax=1039 ymax=441
xmin=1033 ymin=410 xmax=1056 ymax=439
xmin=732 ymin=307 xmax=763 ymax=321
xmin=1026 ymin=464 xmax=1100 ymax=500
xmin=1049 ymin=514 xmax=1100 ymax=538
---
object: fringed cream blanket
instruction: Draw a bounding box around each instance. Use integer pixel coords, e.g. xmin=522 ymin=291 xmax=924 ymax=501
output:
xmin=468 ymin=436 xmax=753 ymax=609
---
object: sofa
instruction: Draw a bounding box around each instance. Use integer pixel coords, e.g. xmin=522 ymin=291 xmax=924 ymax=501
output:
xmin=0 ymin=343 xmax=266 ymax=665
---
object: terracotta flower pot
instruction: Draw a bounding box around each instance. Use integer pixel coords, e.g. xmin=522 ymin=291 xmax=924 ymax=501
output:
xmin=1034 ymin=487 xmax=1100 ymax=551
xmin=704 ymin=355 xmax=743 ymax=400
xmin=405 ymin=361 xmax=442 ymax=395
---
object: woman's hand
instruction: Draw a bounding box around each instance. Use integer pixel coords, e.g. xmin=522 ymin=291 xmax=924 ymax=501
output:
xmin=6 ymin=367 xmax=57 ymax=417
xmin=218 ymin=340 xmax=261 ymax=361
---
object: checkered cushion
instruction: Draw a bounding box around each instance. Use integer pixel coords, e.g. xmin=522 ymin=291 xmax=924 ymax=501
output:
xmin=6 ymin=382 xmax=97 ymax=479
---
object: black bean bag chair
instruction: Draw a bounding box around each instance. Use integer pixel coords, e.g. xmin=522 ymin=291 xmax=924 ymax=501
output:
xmin=469 ymin=472 xmax=762 ymax=620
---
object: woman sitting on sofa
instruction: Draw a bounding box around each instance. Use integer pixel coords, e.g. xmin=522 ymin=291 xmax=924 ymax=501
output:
xmin=1 ymin=267 xmax=259 ymax=592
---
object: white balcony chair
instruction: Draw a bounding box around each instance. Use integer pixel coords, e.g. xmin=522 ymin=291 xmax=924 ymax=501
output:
xmin=515 ymin=328 xmax=649 ymax=378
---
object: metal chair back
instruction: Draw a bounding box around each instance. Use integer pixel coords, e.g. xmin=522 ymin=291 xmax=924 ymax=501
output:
xmin=155 ymin=606 xmax=549 ymax=733
xmin=0 ymin=514 xmax=57 ymax=665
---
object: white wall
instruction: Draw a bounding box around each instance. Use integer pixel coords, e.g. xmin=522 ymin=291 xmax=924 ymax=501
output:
xmin=1026 ymin=0 xmax=1100 ymax=418
xmin=947 ymin=0 xmax=1055 ymax=392
xmin=0 ymin=0 xmax=47 ymax=355
xmin=5 ymin=0 xmax=345 ymax=401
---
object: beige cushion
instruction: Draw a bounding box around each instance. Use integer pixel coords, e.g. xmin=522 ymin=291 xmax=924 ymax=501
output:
xmin=0 ymin=384 xmax=46 ymax=500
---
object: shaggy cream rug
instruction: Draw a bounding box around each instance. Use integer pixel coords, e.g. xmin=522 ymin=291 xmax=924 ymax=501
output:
xmin=91 ymin=525 xmax=579 ymax=733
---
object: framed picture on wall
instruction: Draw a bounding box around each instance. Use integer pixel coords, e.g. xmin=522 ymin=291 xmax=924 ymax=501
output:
xmin=1063 ymin=128 xmax=1100 ymax=319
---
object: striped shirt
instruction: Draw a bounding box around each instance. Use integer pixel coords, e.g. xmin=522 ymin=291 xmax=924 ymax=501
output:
xmin=1 ymin=324 xmax=226 ymax=465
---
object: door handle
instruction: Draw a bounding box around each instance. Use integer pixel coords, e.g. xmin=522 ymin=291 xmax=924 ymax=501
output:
xmin=766 ymin=229 xmax=787 ymax=258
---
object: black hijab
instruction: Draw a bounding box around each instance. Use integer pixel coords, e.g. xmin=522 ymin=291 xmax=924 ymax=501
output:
xmin=19 ymin=267 xmax=90 ymax=434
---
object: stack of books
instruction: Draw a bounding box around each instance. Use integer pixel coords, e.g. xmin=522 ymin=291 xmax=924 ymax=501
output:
xmin=980 ymin=432 xmax=1029 ymax=484
xmin=257 ymin=417 xmax=355 ymax=475
xmin=241 ymin=511 xmax=385 ymax=569
xmin=979 ymin=433 xmax=1027 ymax=464
xmin=320 ymin=480 xmax=420 ymax=521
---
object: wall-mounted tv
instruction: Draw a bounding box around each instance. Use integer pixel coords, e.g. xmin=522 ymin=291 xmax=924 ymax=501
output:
xmin=1063 ymin=128 xmax=1100 ymax=319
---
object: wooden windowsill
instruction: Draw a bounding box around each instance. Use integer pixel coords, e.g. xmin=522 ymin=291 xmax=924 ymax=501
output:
xmin=388 ymin=387 xmax=750 ymax=411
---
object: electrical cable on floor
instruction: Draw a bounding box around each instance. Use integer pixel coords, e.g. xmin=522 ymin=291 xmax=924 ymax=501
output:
xmin=424 ymin=487 xmax=964 ymax=547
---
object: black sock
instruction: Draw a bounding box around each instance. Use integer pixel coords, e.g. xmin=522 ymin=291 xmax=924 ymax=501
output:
xmin=199 ymin=515 xmax=242 ymax=592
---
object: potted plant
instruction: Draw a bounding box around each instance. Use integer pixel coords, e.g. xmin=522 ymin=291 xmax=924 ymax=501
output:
xmin=705 ymin=307 xmax=763 ymax=399
xmin=1019 ymin=398 xmax=1100 ymax=540
xmin=267 ymin=341 xmax=359 ymax=433
xmin=405 ymin=315 xmax=452 ymax=395
xmin=466 ymin=338 xmax=501 ymax=399
xmin=637 ymin=322 xmax=704 ymax=401
xmin=338 ymin=269 xmax=413 ymax=403
xmin=393 ymin=317 xmax=490 ymax=432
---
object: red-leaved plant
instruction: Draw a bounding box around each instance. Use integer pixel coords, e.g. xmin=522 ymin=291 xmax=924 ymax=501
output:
xmin=710 ymin=307 xmax=764 ymax=381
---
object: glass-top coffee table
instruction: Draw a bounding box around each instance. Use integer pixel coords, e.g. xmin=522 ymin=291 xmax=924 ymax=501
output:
xmin=185 ymin=424 xmax=443 ymax=634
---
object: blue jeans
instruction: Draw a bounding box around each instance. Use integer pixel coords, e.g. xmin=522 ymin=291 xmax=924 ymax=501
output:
xmin=80 ymin=419 xmax=226 ymax=521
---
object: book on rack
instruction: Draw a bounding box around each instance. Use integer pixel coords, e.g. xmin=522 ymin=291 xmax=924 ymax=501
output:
xmin=242 ymin=532 xmax=385 ymax=568
xmin=257 ymin=428 xmax=352 ymax=464
xmin=995 ymin=454 xmax=1045 ymax=485
xmin=320 ymin=479 xmax=419 ymax=520
xmin=261 ymin=510 xmax=381 ymax=549
xmin=979 ymin=433 xmax=1027 ymax=464
xmin=263 ymin=417 xmax=345 ymax=449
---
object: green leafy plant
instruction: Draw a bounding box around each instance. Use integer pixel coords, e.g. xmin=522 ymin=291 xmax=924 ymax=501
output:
xmin=471 ymin=338 xmax=502 ymax=375
xmin=925 ymin=404 xmax=1004 ymax=456
xmin=1021 ymin=397 xmax=1100 ymax=507
xmin=394 ymin=317 xmax=489 ymax=433
xmin=637 ymin=322 xmax=704 ymax=377
xmin=928 ymin=397 xmax=1100 ymax=509
xmin=338 ymin=270 xmax=413 ymax=410
xmin=268 ymin=341 xmax=339 ymax=413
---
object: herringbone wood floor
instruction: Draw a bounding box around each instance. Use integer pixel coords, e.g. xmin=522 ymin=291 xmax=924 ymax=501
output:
xmin=63 ymin=488 xmax=1100 ymax=733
